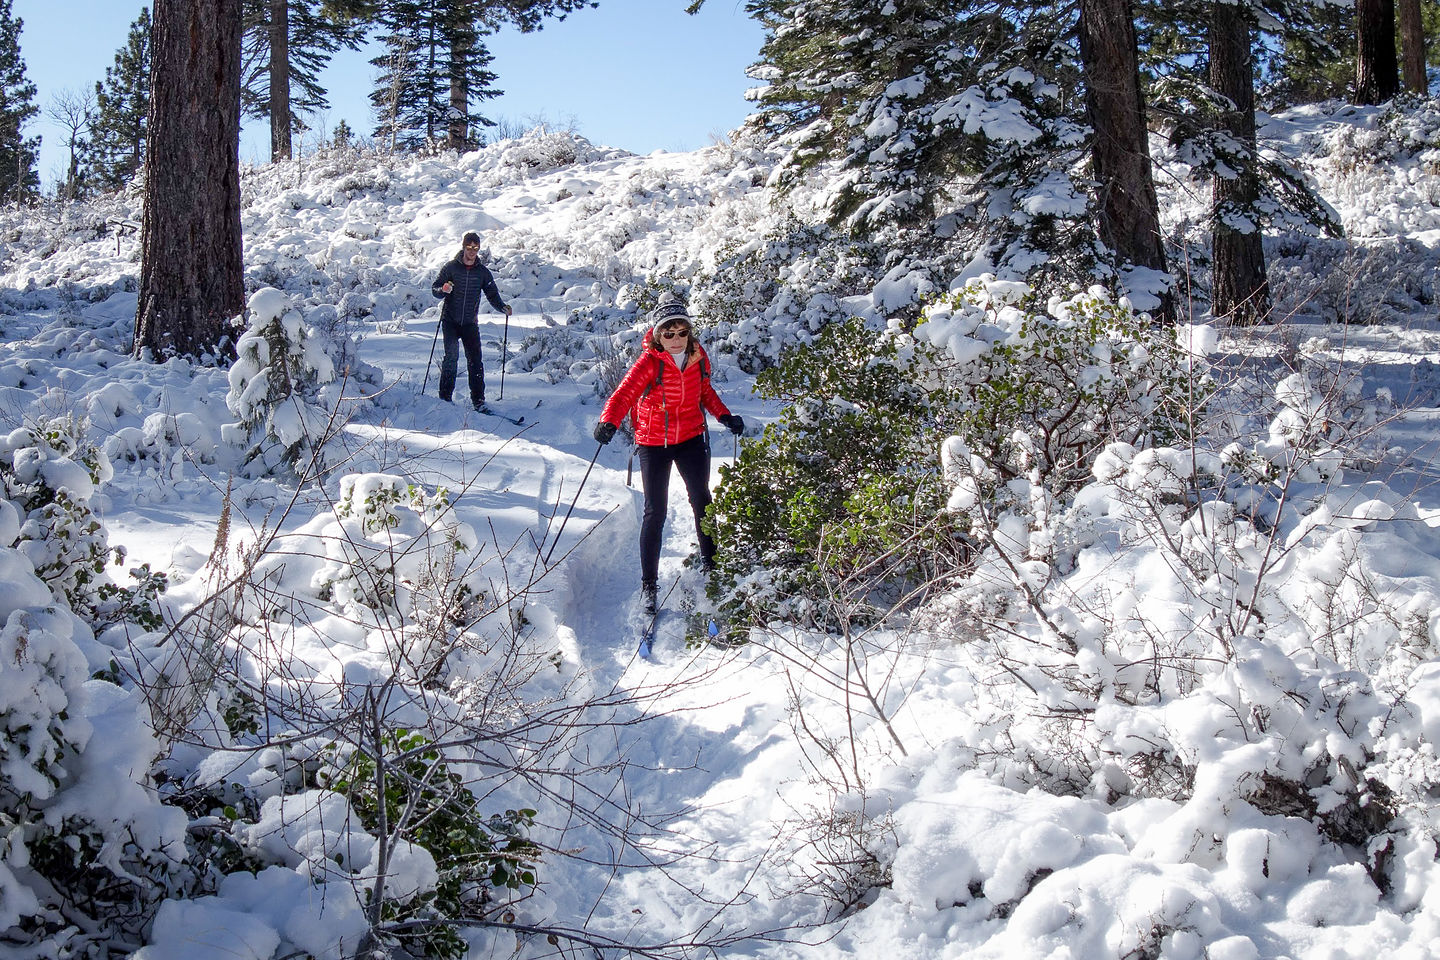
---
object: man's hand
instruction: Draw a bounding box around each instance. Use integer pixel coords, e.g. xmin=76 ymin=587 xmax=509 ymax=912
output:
xmin=504 ymin=304 xmax=513 ymax=317
xmin=441 ymin=281 xmax=454 ymax=294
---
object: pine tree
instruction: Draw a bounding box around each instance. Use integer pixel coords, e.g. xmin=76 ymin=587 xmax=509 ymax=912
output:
xmin=0 ymin=0 xmax=39 ymax=203
xmin=743 ymin=1 xmax=1116 ymax=290
xmin=1078 ymin=0 xmax=1169 ymax=312
xmin=364 ymin=0 xmax=594 ymax=154
xmin=1209 ymin=0 xmax=1268 ymax=324
xmin=1257 ymin=2 xmax=1353 ymax=106
xmin=369 ymin=0 xmax=499 ymax=153
xmin=87 ymin=6 xmax=151 ymax=193
xmin=241 ymin=0 xmax=367 ymax=160
xmin=1140 ymin=0 xmax=1342 ymax=322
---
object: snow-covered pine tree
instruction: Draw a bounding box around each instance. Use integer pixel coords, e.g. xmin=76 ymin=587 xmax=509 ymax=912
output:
xmin=1140 ymin=0 xmax=1343 ymax=323
xmin=0 ymin=0 xmax=39 ymax=203
xmin=85 ymin=6 xmax=150 ymax=193
xmin=241 ymin=0 xmax=367 ymax=161
xmin=743 ymin=1 xmax=1099 ymax=291
xmin=369 ymin=0 xmax=500 ymax=153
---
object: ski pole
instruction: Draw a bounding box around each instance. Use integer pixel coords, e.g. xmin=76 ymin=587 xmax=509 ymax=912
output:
xmin=543 ymin=443 xmax=603 ymax=566
xmin=626 ymin=442 xmax=635 ymax=488
xmin=420 ymin=319 xmax=442 ymax=394
xmin=497 ymin=309 xmax=510 ymax=400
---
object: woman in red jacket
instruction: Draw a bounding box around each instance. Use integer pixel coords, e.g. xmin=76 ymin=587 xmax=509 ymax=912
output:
xmin=594 ymin=295 xmax=744 ymax=614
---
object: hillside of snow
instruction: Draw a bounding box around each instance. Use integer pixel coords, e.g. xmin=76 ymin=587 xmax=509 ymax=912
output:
xmin=1 ymin=105 xmax=1440 ymax=960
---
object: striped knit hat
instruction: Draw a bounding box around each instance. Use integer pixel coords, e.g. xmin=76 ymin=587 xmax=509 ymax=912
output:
xmin=650 ymin=294 xmax=691 ymax=326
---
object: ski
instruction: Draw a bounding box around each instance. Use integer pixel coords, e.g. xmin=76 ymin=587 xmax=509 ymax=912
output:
xmin=638 ymin=611 xmax=660 ymax=659
xmin=476 ymin=407 xmax=525 ymax=426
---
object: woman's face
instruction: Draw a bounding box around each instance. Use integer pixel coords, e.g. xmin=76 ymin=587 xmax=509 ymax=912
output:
xmin=658 ymin=323 xmax=690 ymax=354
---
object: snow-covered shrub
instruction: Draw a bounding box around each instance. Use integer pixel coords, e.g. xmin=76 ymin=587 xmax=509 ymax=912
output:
xmin=1269 ymin=237 xmax=1438 ymax=325
xmin=0 ymin=415 xmax=165 ymax=631
xmin=920 ymin=278 xmax=1198 ymax=498
xmin=690 ymin=217 xmax=881 ymax=373
xmin=315 ymin=473 xmax=479 ymax=633
xmin=102 ymin=410 xmax=219 ymax=477
xmin=0 ymin=601 xmax=187 ymax=956
xmin=492 ymin=128 xmax=598 ymax=177
xmin=314 ymin=730 xmax=540 ymax=959
xmin=920 ymin=350 xmax=1435 ymax=897
xmin=223 ymin=286 xmax=343 ymax=479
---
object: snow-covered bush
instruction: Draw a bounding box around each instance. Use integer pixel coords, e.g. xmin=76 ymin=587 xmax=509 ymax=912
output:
xmin=0 ymin=592 xmax=187 ymax=955
xmin=102 ymin=410 xmax=219 ymax=477
xmin=921 ymin=278 xmax=1198 ymax=497
xmin=313 ymin=730 xmax=540 ymax=960
xmin=690 ymin=217 xmax=881 ymax=373
xmin=0 ymin=415 xmax=166 ymax=632
xmin=223 ymin=286 xmax=344 ymax=479
xmin=918 ymin=350 xmax=1437 ymax=902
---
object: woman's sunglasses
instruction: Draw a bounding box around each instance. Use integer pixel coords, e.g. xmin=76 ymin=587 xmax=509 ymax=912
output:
xmin=660 ymin=328 xmax=690 ymax=340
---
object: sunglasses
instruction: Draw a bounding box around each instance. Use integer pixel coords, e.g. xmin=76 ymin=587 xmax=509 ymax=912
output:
xmin=463 ymin=243 xmax=480 ymax=250
xmin=660 ymin=328 xmax=690 ymax=340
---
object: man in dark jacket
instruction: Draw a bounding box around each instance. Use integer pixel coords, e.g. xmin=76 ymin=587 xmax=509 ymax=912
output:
xmin=431 ymin=231 xmax=512 ymax=412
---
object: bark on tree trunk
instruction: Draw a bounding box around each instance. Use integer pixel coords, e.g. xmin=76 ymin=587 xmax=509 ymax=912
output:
xmin=135 ymin=0 xmax=244 ymax=361
xmin=269 ymin=0 xmax=292 ymax=160
xmin=1210 ymin=2 xmax=1269 ymax=325
xmin=1077 ymin=0 xmax=1170 ymax=317
xmin=449 ymin=34 xmax=470 ymax=151
xmin=1397 ymin=0 xmax=1427 ymax=94
xmin=1356 ymin=0 xmax=1401 ymax=103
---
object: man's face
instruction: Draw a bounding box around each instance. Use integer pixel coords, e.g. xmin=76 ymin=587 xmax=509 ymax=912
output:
xmin=463 ymin=240 xmax=479 ymax=264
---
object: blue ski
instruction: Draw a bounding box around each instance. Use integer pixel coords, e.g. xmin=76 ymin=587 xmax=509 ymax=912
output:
xmin=638 ymin=609 xmax=662 ymax=658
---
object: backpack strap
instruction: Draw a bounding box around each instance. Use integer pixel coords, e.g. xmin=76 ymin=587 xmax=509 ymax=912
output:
xmin=639 ymin=352 xmax=665 ymax=400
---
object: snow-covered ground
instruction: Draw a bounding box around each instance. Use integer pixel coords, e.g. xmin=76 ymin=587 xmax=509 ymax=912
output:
xmin=3 ymin=106 xmax=1440 ymax=959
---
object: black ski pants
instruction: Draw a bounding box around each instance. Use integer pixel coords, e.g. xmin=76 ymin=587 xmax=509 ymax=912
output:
xmin=439 ymin=318 xmax=485 ymax=406
xmin=636 ymin=433 xmax=715 ymax=586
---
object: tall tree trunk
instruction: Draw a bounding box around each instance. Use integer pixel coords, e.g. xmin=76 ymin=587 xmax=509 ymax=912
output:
xmin=1356 ymin=0 xmax=1400 ymax=103
xmin=448 ymin=33 xmax=470 ymax=151
xmin=425 ymin=21 xmax=438 ymax=146
xmin=1077 ymin=0 xmax=1170 ymax=317
xmin=1398 ymin=0 xmax=1427 ymax=94
xmin=269 ymin=0 xmax=292 ymax=160
xmin=1210 ymin=2 xmax=1269 ymax=325
xmin=136 ymin=0 xmax=244 ymax=361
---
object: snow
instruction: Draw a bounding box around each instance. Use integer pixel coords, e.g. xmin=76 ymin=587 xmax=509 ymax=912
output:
xmin=3 ymin=108 xmax=1440 ymax=959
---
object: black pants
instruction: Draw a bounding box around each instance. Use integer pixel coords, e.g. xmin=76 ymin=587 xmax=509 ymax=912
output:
xmin=637 ymin=434 xmax=715 ymax=586
xmin=439 ymin=318 xmax=484 ymax=405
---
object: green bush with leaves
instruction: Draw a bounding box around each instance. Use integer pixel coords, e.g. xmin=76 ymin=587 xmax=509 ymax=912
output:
xmin=709 ymin=318 xmax=962 ymax=627
xmin=317 ymin=730 xmax=540 ymax=960
xmin=711 ymin=280 xmax=1203 ymax=630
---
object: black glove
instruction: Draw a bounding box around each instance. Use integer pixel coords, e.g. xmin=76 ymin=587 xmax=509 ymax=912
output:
xmin=720 ymin=414 xmax=745 ymax=435
xmin=594 ymin=421 xmax=617 ymax=445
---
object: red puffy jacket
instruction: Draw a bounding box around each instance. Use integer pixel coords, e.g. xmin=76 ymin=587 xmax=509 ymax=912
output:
xmin=600 ymin=335 xmax=731 ymax=447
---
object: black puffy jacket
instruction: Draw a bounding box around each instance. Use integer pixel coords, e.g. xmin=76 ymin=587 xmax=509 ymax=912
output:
xmin=431 ymin=252 xmax=506 ymax=326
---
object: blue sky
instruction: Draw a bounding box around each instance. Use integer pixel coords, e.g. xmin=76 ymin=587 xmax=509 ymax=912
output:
xmin=13 ymin=0 xmax=765 ymax=188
